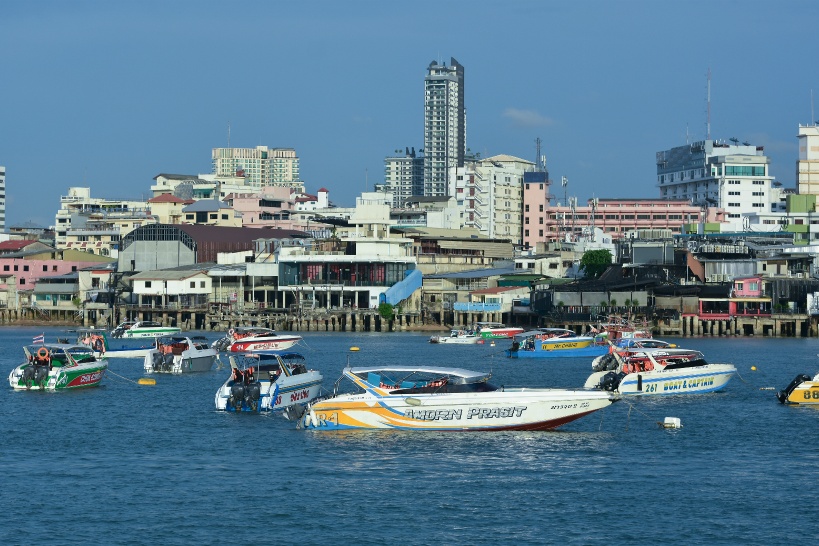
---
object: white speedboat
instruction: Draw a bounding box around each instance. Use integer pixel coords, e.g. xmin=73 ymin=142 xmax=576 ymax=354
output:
xmin=584 ymin=348 xmax=736 ymax=395
xmin=9 ymin=344 xmax=107 ymax=391
xmin=144 ymin=335 xmax=219 ymax=374
xmin=301 ymin=366 xmax=616 ymax=431
xmin=215 ymin=351 xmax=323 ymax=414
xmin=112 ymin=320 xmax=181 ymax=339
xmin=429 ymin=329 xmax=481 ymax=344
xmin=590 ymin=338 xmax=677 ymax=370
xmin=216 ymin=326 xmax=302 ymax=353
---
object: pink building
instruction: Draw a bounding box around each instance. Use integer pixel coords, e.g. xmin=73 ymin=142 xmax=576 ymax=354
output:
xmin=520 ymin=196 xmax=703 ymax=247
xmin=699 ymin=276 xmax=771 ymax=319
xmin=226 ymin=186 xmax=304 ymax=229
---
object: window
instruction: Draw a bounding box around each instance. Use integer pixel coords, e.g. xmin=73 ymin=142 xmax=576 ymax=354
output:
xmin=43 ymin=265 xmax=47 ymax=272
xmin=52 ymin=266 xmax=57 ymax=272
xmin=525 ymin=205 xmax=529 ymax=212
xmin=23 ymin=265 xmax=29 ymax=272
xmin=145 ymin=281 xmax=152 ymax=288
xmin=524 ymin=229 xmax=529 ymax=237
xmin=19 ymin=278 xmax=24 ymax=285
xmin=14 ymin=265 xmax=18 ymax=271
xmin=539 ymin=204 xmax=543 ymax=212
xmin=538 ymin=218 xmax=543 ymax=224
xmin=71 ymin=266 xmax=77 ymax=272
xmin=200 ymin=281 xmax=206 ymax=288
xmin=190 ymin=281 xmax=195 ymax=288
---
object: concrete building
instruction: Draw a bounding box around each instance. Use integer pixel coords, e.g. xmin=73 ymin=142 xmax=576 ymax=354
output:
xmin=212 ymin=146 xmax=303 ymax=191
xmin=379 ymin=147 xmax=424 ymax=207
xmin=147 ymin=194 xmax=195 ymax=224
xmin=54 ymin=187 xmax=153 ymax=255
xmin=797 ymin=125 xmax=819 ymax=195
xmin=424 ymin=58 xmax=465 ymax=198
xmin=534 ymin=199 xmax=703 ymax=243
xmin=656 ymin=139 xmax=778 ymax=229
xmin=181 ymin=199 xmax=242 ymax=227
xmin=451 ymin=155 xmax=530 ymax=245
xmin=151 ymin=173 xmax=259 ymax=200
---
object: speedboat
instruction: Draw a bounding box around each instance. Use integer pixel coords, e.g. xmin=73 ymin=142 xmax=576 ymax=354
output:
xmin=506 ymin=328 xmax=609 ymax=358
xmin=590 ymin=339 xmax=676 ymax=370
xmin=75 ymin=328 xmax=154 ymax=359
xmin=584 ymin=348 xmax=736 ymax=395
xmin=111 ymin=320 xmax=182 ymax=339
xmin=8 ymin=344 xmax=107 ymax=391
xmin=215 ymin=326 xmax=303 ymax=353
xmin=472 ymin=322 xmax=525 ymax=339
xmin=777 ymin=372 xmax=819 ymax=404
xmin=429 ymin=329 xmax=482 ymax=344
xmin=144 ymin=335 xmax=219 ymax=374
xmin=300 ymin=365 xmax=616 ymax=431
xmin=214 ymin=351 xmax=323 ymax=414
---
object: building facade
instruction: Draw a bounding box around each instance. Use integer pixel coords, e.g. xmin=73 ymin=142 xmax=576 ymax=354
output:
xmin=424 ymin=58 xmax=465 ymax=198
xmin=212 ymin=146 xmax=303 ymax=191
xmin=656 ymin=139 xmax=776 ymax=229
xmin=797 ymin=125 xmax=819 ymax=195
xmin=378 ymin=147 xmax=424 ymax=207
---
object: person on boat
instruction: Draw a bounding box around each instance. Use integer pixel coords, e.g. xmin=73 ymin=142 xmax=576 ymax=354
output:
xmin=91 ymin=334 xmax=105 ymax=354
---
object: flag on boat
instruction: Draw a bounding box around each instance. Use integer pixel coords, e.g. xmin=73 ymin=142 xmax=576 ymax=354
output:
xmin=33 ymin=333 xmax=45 ymax=344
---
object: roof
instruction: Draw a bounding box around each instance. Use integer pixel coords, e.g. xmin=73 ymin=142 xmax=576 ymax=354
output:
xmin=318 ymin=188 xmax=329 ymax=193
xmin=485 ymin=154 xmax=534 ymax=164
xmin=148 ymin=194 xmax=193 ymax=204
xmin=470 ymin=286 xmax=526 ymax=295
xmin=0 ymin=240 xmax=38 ymax=251
xmin=176 ymin=224 xmax=312 ymax=243
xmin=425 ymin=266 xmax=519 ymax=280
xmin=153 ymin=173 xmax=200 ymax=181
xmin=128 ymin=270 xmax=209 ymax=281
xmin=182 ymin=199 xmax=231 ymax=212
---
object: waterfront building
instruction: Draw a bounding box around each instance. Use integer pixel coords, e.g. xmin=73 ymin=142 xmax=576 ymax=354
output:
xmin=797 ymin=125 xmax=819 ymax=195
xmin=379 ymin=147 xmax=424 ymax=207
xmin=656 ymin=139 xmax=779 ymax=229
xmin=534 ymin=198 xmax=701 ymax=243
xmin=424 ymin=58 xmax=465 ymax=198
xmin=54 ymin=187 xmax=153 ymax=256
xmin=0 ymin=165 xmax=5 ymax=233
xmin=521 ymin=171 xmax=554 ymax=248
xmin=212 ymin=146 xmax=303 ymax=192
xmin=450 ymin=155 xmax=529 ymax=244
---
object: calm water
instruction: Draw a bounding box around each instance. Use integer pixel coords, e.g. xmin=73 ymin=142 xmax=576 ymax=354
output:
xmin=2 ymin=326 xmax=819 ymax=545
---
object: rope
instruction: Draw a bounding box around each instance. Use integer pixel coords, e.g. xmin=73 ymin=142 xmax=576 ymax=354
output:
xmin=105 ymin=368 xmax=142 ymax=386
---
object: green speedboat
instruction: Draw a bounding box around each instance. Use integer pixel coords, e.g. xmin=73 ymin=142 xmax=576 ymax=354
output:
xmin=8 ymin=344 xmax=108 ymax=391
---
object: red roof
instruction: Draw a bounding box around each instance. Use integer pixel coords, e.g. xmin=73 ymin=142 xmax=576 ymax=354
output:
xmin=318 ymin=188 xmax=329 ymax=193
xmin=148 ymin=194 xmax=193 ymax=204
xmin=0 ymin=240 xmax=37 ymax=251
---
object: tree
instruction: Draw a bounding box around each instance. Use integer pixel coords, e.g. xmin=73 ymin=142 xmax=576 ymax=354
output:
xmin=378 ymin=302 xmax=395 ymax=321
xmin=579 ymin=249 xmax=613 ymax=278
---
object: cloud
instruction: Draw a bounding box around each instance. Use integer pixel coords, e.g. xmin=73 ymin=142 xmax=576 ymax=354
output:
xmin=502 ymin=108 xmax=556 ymax=127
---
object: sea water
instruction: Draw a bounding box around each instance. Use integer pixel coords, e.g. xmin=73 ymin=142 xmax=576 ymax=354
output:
xmin=1 ymin=326 xmax=818 ymax=545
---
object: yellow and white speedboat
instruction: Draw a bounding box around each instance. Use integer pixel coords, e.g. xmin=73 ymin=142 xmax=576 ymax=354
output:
xmin=301 ymin=366 xmax=616 ymax=431
xmin=777 ymin=372 xmax=819 ymax=405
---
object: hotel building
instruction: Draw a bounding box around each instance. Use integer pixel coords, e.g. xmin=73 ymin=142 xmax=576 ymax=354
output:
xmin=212 ymin=146 xmax=303 ymax=191
xmin=424 ymin=58 xmax=465 ymax=198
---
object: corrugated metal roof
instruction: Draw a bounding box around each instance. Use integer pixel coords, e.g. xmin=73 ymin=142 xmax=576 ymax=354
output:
xmin=128 ymin=270 xmax=209 ymax=281
xmin=425 ymin=267 xmax=518 ymax=279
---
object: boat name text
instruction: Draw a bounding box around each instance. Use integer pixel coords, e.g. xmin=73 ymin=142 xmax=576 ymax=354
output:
xmin=405 ymin=406 xmax=527 ymax=421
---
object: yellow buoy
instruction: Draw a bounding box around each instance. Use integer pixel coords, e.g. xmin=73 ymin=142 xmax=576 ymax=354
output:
xmin=138 ymin=377 xmax=156 ymax=386
xmin=350 ymin=346 xmax=360 ymax=352
xmin=751 ymin=366 xmax=757 ymax=371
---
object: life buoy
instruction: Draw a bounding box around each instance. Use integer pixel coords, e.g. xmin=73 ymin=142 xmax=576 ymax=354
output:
xmin=37 ymin=347 xmax=49 ymax=359
xmin=228 ymin=328 xmax=235 ymax=337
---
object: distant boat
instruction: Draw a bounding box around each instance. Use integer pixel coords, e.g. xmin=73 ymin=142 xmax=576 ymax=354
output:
xmin=473 ymin=322 xmax=524 ymax=339
xmin=143 ymin=335 xmax=219 ymax=374
xmin=429 ymin=329 xmax=482 ymax=345
xmin=213 ymin=326 xmax=302 ymax=353
xmin=506 ymin=328 xmax=609 ymax=358
xmin=111 ymin=320 xmax=181 ymax=339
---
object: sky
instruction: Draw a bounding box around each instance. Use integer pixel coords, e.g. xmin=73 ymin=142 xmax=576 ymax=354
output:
xmin=2 ymin=0 xmax=818 ymax=228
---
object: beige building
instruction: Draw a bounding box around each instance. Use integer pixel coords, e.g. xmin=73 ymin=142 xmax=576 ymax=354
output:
xmin=212 ymin=146 xmax=303 ymax=191
xmin=797 ymin=125 xmax=819 ymax=195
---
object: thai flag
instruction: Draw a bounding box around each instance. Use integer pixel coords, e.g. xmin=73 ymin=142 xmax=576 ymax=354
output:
xmin=33 ymin=333 xmax=45 ymax=344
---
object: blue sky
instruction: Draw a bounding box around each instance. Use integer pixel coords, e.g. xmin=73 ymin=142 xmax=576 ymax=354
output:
xmin=1 ymin=0 xmax=816 ymax=228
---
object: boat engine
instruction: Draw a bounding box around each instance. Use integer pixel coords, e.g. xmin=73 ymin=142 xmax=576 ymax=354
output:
xmin=33 ymin=364 xmax=50 ymax=385
xmin=593 ymin=353 xmax=618 ymax=373
xmin=244 ymin=382 xmax=261 ymax=411
xmin=22 ymin=365 xmax=36 ymax=384
xmin=213 ymin=337 xmax=232 ymax=352
xmin=776 ymin=374 xmax=812 ymax=404
xmin=229 ymin=383 xmax=245 ymax=410
xmin=598 ymin=371 xmax=625 ymax=392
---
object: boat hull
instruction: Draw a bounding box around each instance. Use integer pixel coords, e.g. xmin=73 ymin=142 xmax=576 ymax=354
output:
xmin=8 ymin=362 xmax=107 ymax=391
xmin=229 ymin=337 xmax=302 ymax=352
xmin=122 ymin=328 xmax=181 ymax=339
xmin=144 ymin=350 xmax=218 ymax=374
xmin=584 ymin=364 xmax=736 ymax=395
xmin=215 ymin=372 xmax=323 ymax=413
xmin=429 ymin=336 xmax=481 ymax=345
xmin=779 ymin=380 xmax=819 ymax=404
xmin=508 ymin=340 xmax=610 ymax=359
xmin=302 ymin=389 xmax=615 ymax=431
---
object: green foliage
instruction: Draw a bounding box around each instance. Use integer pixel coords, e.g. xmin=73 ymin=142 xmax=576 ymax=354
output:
xmin=378 ymin=302 xmax=395 ymax=320
xmin=609 ymin=299 xmax=617 ymax=307
xmin=579 ymin=249 xmax=613 ymax=278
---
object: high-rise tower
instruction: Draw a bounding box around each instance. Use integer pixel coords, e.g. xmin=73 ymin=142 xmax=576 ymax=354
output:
xmin=423 ymin=57 xmax=465 ymax=197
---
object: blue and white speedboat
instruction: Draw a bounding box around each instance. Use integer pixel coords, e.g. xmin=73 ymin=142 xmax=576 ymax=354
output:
xmin=506 ymin=328 xmax=610 ymax=358
xmin=214 ymin=351 xmax=323 ymax=414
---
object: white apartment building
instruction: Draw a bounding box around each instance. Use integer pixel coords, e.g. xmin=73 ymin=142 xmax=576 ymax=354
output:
xmin=424 ymin=58 xmax=465 ymax=198
xmin=797 ymin=125 xmax=819 ymax=195
xmin=450 ymin=155 xmax=531 ymax=245
xmin=0 ymin=166 xmax=5 ymax=233
xmin=151 ymin=173 xmax=260 ymax=200
xmin=212 ymin=146 xmax=303 ymax=191
xmin=657 ymin=139 xmax=778 ymax=230
xmin=378 ymin=147 xmax=423 ymax=207
xmin=54 ymin=187 xmax=153 ymax=255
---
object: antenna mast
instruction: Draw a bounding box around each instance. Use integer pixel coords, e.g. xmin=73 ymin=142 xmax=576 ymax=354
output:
xmin=706 ymin=68 xmax=711 ymax=140
xmin=535 ymin=137 xmax=542 ymax=171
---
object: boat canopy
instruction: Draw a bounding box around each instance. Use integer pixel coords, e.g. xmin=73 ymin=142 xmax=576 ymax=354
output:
xmin=349 ymin=366 xmax=490 ymax=385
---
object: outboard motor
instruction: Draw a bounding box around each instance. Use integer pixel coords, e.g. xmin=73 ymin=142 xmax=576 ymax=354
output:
xmin=777 ymin=374 xmax=812 ymax=404
xmin=151 ymin=352 xmax=163 ymax=372
xmin=214 ymin=337 xmax=231 ymax=352
xmin=598 ymin=371 xmax=625 ymax=392
xmin=244 ymin=382 xmax=262 ymax=411
xmin=162 ymin=353 xmax=174 ymax=372
xmin=230 ymin=383 xmax=246 ymax=410
xmin=33 ymin=365 xmax=50 ymax=385
xmin=593 ymin=354 xmax=616 ymax=373
xmin=22 ymin=365 xmax=36 ymax=384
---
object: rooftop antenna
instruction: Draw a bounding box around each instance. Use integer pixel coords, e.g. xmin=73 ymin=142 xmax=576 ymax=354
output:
xmin=561 ymin=176 xmax=568 ymax=207
xmin=535 ymin=137 xmax=542 ymax=171
xmin=227 ymin=121 xmax=231 ymax=148
xmin=706 ymin=68 xmax=711 ymax=140
xmin=812 ymin=89 xmax=815 ymax=126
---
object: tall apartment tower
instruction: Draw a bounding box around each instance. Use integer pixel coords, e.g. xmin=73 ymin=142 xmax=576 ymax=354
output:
xmin=0 ymin=165 xmax=5 ymax=233
xmin=797 ymin=125 xmax=819 ymax=195
xmin=212 ymin=146 xmax=303 ymax=192
xmin=378 ymin=147 xmax=424 ymax=208
xmin=424 ymin=57 xmax=465 ymax=198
